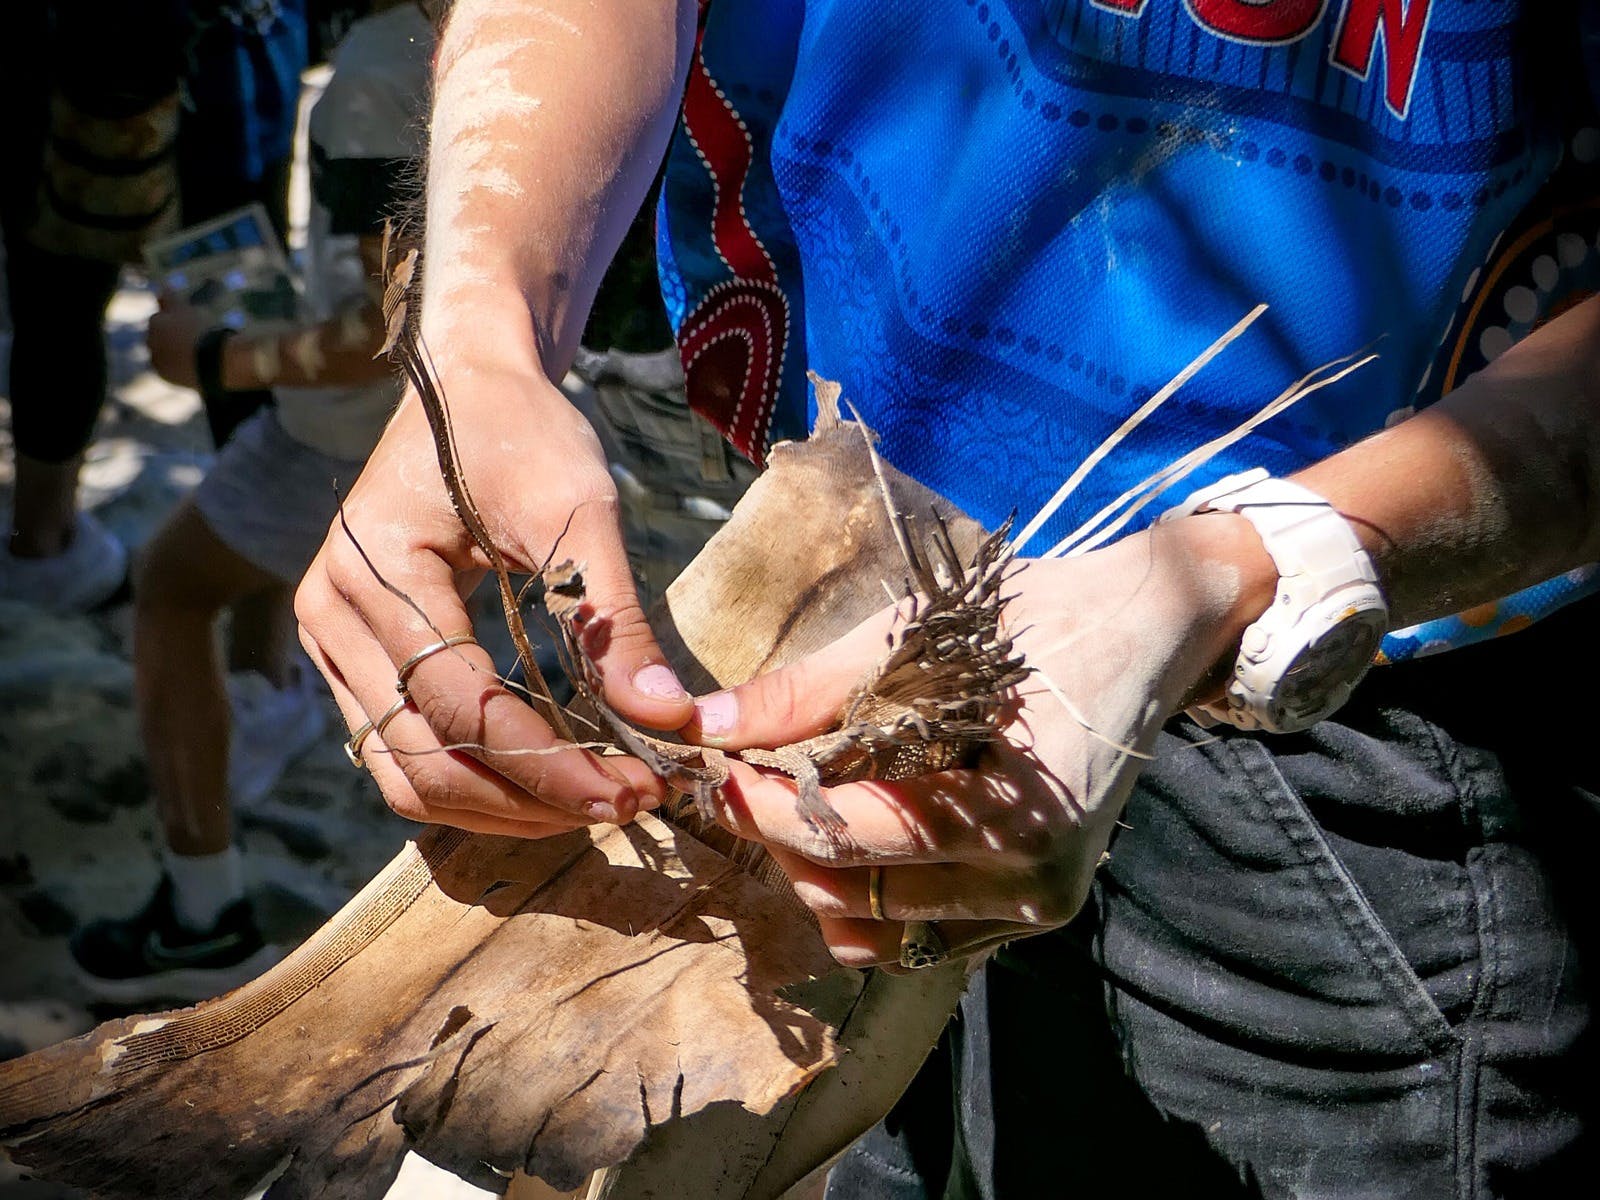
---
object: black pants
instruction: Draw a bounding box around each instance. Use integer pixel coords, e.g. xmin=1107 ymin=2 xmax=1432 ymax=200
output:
xmin=0 ymin=1 xmax=124 ymax=466
xmin=829 ymin=595 xmax=1600 ymax=1199
xmin=2 ymin=240 xmax=123 ymax=465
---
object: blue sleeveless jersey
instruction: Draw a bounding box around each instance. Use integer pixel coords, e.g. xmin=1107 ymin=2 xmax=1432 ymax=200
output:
xmin=658 ymin=1 xmax=1600 ymax=660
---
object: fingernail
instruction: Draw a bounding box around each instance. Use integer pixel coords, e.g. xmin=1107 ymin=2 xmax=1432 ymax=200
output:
xmin=695 ymin=691 xmax=738 ymax=738
xmin=585 ymin=800 xmax=621 ymax=823
xmin=632 ymin=663 xmax=688 ymax=702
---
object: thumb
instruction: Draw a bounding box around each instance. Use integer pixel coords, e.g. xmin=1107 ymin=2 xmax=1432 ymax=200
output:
xmin=684 ymin=605 xmax=899 ymax=750
xmin=557 ymin=505 xmax=695 ymax=732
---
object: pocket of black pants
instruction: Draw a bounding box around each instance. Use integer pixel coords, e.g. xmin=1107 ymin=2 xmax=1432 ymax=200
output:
xmin=1099 ymin=725 xmax=1463 ymax=1063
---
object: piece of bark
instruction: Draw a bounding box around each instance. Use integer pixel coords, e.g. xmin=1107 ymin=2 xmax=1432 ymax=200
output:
xmin=592 ymin=390 xmax=985 ymax=1200
xmin=0 ymin=824 xmax=847 ymax=1197
xmin=0 ymin=396 xmax=981 ymax=1199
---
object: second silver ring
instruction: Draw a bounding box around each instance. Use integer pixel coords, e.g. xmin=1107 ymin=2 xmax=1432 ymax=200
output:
xmin=345 ymin=695 xmax=411 ymax=769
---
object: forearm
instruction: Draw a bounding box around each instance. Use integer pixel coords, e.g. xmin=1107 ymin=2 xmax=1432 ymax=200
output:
xmin=219 ymin=302 xmax=392 ymax=390
xmin=420 ymin=0 xmax=695 ymax=380
xmin=1295 ymin=295 xmax=1600 ymax=628
xmin=1143 ymin=297 xmax=1600 ymax=705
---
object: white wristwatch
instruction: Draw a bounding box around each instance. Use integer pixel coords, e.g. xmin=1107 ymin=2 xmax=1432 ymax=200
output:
xmin=1160 ymin=468 xmax=1389 ymax=733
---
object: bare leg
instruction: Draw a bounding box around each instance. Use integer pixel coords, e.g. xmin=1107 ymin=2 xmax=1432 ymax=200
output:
xmin=8 ymin=452 xmax=84 ymax=557
xmin=134 ymin=499 xmax=282 ymax=856
xmin=226 ymin=582 xmax=296 ymax=686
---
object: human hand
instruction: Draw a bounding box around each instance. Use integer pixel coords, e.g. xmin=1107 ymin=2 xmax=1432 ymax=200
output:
xmin=295 ymin=355 xmax=696 ymax=838
xmin=145 ymin=292 xmax=207 ymax=388
xmin=684 ymin=516 xmax=1274 ymax=968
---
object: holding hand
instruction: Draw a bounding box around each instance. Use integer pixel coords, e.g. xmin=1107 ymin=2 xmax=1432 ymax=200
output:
xmin=145 ymin=292 xmax=207 ymax=388
xmin=685 ymin=517 xmax=1273 ymax=969
xmin=295 ymin=358 xmax=696 ymax=839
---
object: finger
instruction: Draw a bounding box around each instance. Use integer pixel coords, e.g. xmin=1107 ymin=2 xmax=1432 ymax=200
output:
xmin=374 ymin=797 xmax=585 ymax=840
xmin=684 ymin=604 xmax=902 ymax=749
xmin=314 ymin=511 xmax=671 ymax=820
xmin=363 ymin=723 xmax=606 ymax=831
xmin=300 ymin=622 xmax=598 ymax=832
xmin=950 ymin=923 xmax=1044 ymax=961
xmin=767 ymin=846 xmax=1076 ymax=926
xmin=814 ymin=915 xmax=901 ymax=969
xmin=300 ymin=554 xmax=659 ymax=827
xmin=552 ymin=496 xmax=696 ymax=733
xmin=816 ymin=916 xmax=1039 ymax=970
xmin=712 ymin=758 xmax=1061 ymax=869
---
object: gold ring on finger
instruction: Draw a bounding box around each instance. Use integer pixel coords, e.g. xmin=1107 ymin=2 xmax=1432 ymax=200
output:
xmin=396 ymin=633 xmax=477 ymax=696
xmin=867 ymin=865 xmax=887 ymax=922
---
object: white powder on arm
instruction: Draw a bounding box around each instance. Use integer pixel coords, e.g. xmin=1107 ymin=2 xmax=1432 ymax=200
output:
xmin=419 ymin=0 xmax=696 ymax=381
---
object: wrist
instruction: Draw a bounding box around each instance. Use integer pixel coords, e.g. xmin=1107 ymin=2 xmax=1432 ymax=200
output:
xmin=1138 ymin=511 xmax=1279 ymax=706
xmin=193 ymin=327 xmax=238 ymax=399
xmin=1158 ymin=473 xmax=1392 ymax=731
xmin=219 ymin=334 xmax=260 ymax=390
xmin=418 ymin=276 xmax=546 ymax=378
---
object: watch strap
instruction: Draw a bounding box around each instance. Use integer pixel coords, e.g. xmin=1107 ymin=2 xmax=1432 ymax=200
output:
xmin=1196 ymin=473 xmax=1383 ymax=613
xmin=1162 ymin=470 xmax=1387 ymax=733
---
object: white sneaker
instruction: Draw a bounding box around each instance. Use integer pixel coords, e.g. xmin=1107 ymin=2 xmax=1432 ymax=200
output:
xmin=228 ymin=664 xmax=330 ymax=806
xmin=0 ymin=509 xmax=128 ymax=612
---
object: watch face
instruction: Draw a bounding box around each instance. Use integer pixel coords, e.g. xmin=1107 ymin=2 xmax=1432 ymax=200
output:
xmin=1278 ymin=615 xmax=1385 ymax=723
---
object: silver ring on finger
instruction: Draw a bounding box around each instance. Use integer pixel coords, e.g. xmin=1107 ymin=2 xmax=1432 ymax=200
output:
xmin=395 ymin=633 xmax=477 ymax=696
xmin=344 ymin=696 xmax=411 ymax=769
xmin=899 ymin=920 xmax=948 ymax=970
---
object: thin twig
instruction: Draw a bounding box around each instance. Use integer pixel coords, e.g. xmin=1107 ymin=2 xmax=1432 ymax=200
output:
xmin=335 ymin=493 xmax=477 ymax=674
xmin=372 ymin=741 xmax=615 ymax=759
xmin=377 ymin=229 xmax=577 ymax=744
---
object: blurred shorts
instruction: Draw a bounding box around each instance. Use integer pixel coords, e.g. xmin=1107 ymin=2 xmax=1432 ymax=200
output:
xmin=192 ymin=407 xmax=363 ymax=586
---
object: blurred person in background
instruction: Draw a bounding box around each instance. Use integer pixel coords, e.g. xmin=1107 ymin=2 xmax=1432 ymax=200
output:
xmin=1 ymin=0 xmax=307 ymax=612
xmin=69 ymin=0 xmax=434 ymax=1002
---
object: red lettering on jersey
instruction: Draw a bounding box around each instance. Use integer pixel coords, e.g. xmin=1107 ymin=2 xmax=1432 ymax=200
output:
xmin=1185 ymin=0 xmax=1328 ymax=45
xmin=1091 ymin=0 xmax=1149 ymax=14
xmin=1330 ymin=0 xmax=1433 ymax=118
